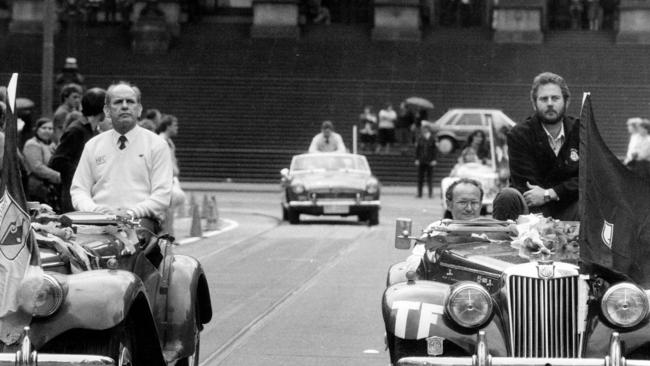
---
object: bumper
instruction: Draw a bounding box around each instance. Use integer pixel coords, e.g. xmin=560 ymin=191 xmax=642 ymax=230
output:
xmin=398 ymin=331 xmax=649 ymax=366
xmin=287 ymin=200 xmax=380 ymax=215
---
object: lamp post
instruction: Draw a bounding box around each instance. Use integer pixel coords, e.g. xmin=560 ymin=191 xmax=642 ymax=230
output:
xmin=41 ymin=0 xmax=55 ymax=117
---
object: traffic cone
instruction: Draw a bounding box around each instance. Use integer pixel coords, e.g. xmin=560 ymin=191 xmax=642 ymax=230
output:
xmin=189 ymin=203 xmax=203 ymax=238
xmin=201 ymin=194 xmax=210 ymax=219
xmin=211 ymin=195 xmax=219 ymax=223
xmin=205 ymin=195 xmax=219 ymax=231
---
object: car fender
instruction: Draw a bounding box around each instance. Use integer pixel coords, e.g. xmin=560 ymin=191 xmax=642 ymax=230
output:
xmin=386 ymin=258 xmax=420 ymax=287
xmin=382 ymin=280 xmax=507 ymax=356
xmin=436 ymin=132 xmax=458 ymax=142
xmin=30 ymin=269 xmax=148 ymax=348
xmin=162 ymin=254 xmax=212 ymax=360
xmin=584 ymin=317 xmax=650 ymax=357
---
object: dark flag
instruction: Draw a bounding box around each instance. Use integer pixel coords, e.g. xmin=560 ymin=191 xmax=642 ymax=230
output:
xmin=579 ymin=93 xmax=650 ymax=286
xmin=0 ymin=74 xmax=42 ymax=344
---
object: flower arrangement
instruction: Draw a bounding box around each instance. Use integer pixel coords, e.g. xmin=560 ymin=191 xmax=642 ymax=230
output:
xmin=510 ymin=214 xmax=580 ymax=262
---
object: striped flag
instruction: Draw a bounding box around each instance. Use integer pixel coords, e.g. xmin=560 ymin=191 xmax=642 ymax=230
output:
xmin=0 ymin=74 xmax=42 ymax=344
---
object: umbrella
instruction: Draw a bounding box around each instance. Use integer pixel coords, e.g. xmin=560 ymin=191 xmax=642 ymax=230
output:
xmin=404 ymin=96 xmax=434 ymax=110
xmin=16 ymin=98 xmax=34 ymax=110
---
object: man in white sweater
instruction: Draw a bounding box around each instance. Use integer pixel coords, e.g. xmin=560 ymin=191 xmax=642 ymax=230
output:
xmin=70 ymin=82 xmax=173 ymax=225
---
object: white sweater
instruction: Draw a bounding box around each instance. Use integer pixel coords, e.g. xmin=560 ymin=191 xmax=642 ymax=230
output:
xmin=70 ymin=126 xmax=173 ymax=219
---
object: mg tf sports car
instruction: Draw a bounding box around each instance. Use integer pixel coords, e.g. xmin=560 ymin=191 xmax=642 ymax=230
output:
xmin=280 ymin=153 xmax=380 ymax=225
xmin=382 ymin=218 xmax=650 ymax=366
xmin=0 ymin=208 xmax=212 ymax=366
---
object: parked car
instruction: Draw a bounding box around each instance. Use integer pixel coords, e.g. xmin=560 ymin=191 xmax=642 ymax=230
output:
xmin=432 ymin=108 xmax=516 ymax=154
xmin=382 ymin=218 xmax=650 ymax=366
xmin=280 ymin=153 xmax=380 ymax=225
xmin=2 ymin=209 xmax=212 ymax=366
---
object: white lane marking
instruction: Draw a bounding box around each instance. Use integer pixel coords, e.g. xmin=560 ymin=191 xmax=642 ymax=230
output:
xmin=178 ymin=218 xmax=239 ymax=245
xmin=363 ymin=349 xmax=380 ymax=354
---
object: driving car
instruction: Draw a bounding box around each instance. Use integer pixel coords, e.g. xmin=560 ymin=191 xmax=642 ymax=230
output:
xmin=0 ymin=208 xmax=212 ymax=366
xmin=280 ymin=152 xmax=380 ymax=225
xmin=433 ymin=108 xmax=516 ymax=154
xmin=382 ymin=218 xmax=650 ymax=366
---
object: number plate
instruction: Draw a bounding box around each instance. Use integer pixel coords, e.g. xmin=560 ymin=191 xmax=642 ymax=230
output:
xmin=323 ymin=205 xmax=349 ymax=214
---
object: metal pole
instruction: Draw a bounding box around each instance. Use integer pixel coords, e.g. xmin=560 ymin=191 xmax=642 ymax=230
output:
xmin=352 ymin=125 xmax=357 ymax=154
xmin=41 ymin=0 xmax=55 ymax=117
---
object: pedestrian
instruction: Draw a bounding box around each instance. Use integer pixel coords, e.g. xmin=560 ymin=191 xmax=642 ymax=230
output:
xmin=53 ymin=83 xmax=83 ymax=144
xmin=624 ymin=117 xmax=643 ymax=166
xmin=502 ymin=72 xmax=580 ymax=221
xmin=22 ymin=117 xmax=60 ymax=206
xmin=55 ymin=57 xmax=85 ymax=96
xmin=308 ymin=120 xmax=346 ymax=153
xmin=70 ymin=81 xmax=173 ymax=237
xmin=569 ymin=0 xmax=583 ymax=29
xmin=144 ymin=108 xmax=162 ymax=129
xmin=396 ymin=103 xmax=415 ymax=150
xmin=358 ymin=106 xmax=377 ymax=153
xmin=49 ymin=87 xmax=106 ymax=213
xmin=157 ymin=114 xmax=184 ymax=235
xmin=376 ymin=103 xmax=397 ymax=154
xmin=586 ymin=0 xmax=603 ymax=30
xmin=625 ymin=118 xmax=650 ymax=178
xmin=414 ymin=124 xmax=438 ymax=198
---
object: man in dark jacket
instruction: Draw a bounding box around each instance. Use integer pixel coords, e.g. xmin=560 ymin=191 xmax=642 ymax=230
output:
xmin=507 ymin=72 xmax=579 ymax=220
xmin=415 ymin=124 xmax=438 ymax=198
xmin=49 ymin=87 xmax=105 ymax=213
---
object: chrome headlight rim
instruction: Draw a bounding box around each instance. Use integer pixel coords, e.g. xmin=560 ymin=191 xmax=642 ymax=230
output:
xmin=366 ymin=178 xmax=379 ymax=194
xmin=446 ymin=282 xmax=493 ymax=329
xmin=291 ymin=183 xmax=305 ymax=194
xmin=601 ymin=282 xmax=649 ymax=328
xmin=20 ymin=273 xmax=65 ymax=318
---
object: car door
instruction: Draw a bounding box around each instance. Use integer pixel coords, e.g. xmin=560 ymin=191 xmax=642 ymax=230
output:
xmin=453 ymin=111 xmax=484 ymax=141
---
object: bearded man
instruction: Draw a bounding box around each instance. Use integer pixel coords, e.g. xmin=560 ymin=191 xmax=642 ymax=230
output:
xmin=506 ymin=72 xmax=580 ymax=220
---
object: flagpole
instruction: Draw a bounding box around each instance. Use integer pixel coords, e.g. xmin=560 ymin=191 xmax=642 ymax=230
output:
xmin=41 ymin=0 xmax=55 ymax=117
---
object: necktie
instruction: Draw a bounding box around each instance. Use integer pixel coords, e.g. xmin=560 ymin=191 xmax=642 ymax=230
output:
xmin=118 ymin=135 xmax=127 ymax=150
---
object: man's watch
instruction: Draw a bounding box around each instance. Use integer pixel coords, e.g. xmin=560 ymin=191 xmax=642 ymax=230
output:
xmin=125 ymin=209 xmax=136 ymax=220
xmin=543 ymin=190 xmax=552 ymax=202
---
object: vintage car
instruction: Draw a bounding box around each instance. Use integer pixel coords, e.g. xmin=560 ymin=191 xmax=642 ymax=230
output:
xmin=280 ymin=153 xmax=380 ymax=225
xmin=0 ymin=208 xmax=212 ymax=366
xmin=433 ymin=108 xmax=516 ymax=154
xmin=382 ymin=218 xmax=650 ymax=366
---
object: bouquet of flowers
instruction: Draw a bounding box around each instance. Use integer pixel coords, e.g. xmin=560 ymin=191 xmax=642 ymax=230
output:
xmin=510 ymin=214 xmax=580 ymax=262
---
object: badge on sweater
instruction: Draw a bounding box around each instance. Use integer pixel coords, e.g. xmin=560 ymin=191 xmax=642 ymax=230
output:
xmin=570 ymin=148 xmax=579 ymax=162
xmin=95 ymin=155 xmax=106 ymax=165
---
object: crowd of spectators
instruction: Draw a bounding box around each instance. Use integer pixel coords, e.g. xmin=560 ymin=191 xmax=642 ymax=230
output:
xmin=551 ymin=0 xmax=619 ymax=30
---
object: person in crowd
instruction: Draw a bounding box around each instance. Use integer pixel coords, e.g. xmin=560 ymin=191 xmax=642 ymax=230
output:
xmin=624 ymin=117 xmax=643 ymax=165
xmin=138 ymin=118 xmax=157 ymax=132
xmin=586 ymin=0 xmax=603 ymax=30
xmin=157 ymin=114 xmax=184 ymax=234
xmin=23 ymin=118 xmax=60 ymax=205
xmin=458 ymin=0 xmax=473 ymax=27
xmin=414 ymin=124 xmax=438 ymax=198
xmin=458 ymin=130 xmax=490 ymax=164
xmin=305 ymin=0 xmax=331 ymax=25
xmin=70 ymin=81 xmax=173 ymax=232
xmin=53 ymin=83 xmax=83 ymax=144
xmin=144 ymin=108 xmax=163 ymax=129
xmin=308 ymin=120 xmax=346 ymax=153
xmin=506 ymin=72 xmax=580 ymax=221
xmin=50 ymin=87 xmax=106 ymax=213
xmin=55 ymin=57 xmax=85 ymax=96
xmin=358 ymin=106 xmax=377 ymax=153
xmin=569 ymin=0 xmax=583 ymax=29
xmin=62 ymin=110 xmax=84 ymax=132
xmin=396 ymin=103 xmax=415 ymax=150
xmin=625 ymin=118 xmax=650 ymax=178
xmin=376 ymin=103 xmax=397 ymax=154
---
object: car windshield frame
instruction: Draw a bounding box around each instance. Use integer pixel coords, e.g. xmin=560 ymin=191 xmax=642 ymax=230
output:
xmin=290 ymin=154 xmax=370 ymax=174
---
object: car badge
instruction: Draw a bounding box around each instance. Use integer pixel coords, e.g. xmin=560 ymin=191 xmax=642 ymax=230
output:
xmin=426 ymin=336 xmax=444 ymax=356
xmin=601 ymin=220 xmax=614 ymax=249
xmin=537 ymin=260 xmax=555 ymax=279
xmin=570 ymin=148 xmax=579 ymax=162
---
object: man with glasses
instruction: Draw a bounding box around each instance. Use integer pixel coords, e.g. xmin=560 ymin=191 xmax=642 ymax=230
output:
xmin=444 ymin=178 xmax=483 ymax=220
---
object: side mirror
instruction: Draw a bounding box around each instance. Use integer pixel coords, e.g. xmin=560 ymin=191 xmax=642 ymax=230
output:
xmin=395 ymin=218 xmax=413 ymax=250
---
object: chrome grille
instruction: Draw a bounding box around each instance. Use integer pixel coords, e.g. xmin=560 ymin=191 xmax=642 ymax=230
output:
xmin=312 ymin=192 xmax=358 ymax=200
xmin=507 ymin=275 xmax=580 ymax=358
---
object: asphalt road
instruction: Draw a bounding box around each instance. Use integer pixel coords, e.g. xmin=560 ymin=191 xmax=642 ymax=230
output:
xmin=175 ymin=188 xmax=444 ymax=366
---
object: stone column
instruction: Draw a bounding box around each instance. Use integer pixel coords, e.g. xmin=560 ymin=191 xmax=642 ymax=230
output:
xmin=372 ymin=0 xmax=421 ymax=42
xmin=617 ymin=0 xmax=650 ymax=44
xmin=250 ymin=0 xmax=299 ymax=39
xmin=492 ymin=0 xmax=545 ymax=44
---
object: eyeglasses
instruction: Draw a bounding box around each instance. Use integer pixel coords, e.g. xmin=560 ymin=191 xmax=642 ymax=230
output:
xmin=453 ymin=201 xmax=481 ymax=209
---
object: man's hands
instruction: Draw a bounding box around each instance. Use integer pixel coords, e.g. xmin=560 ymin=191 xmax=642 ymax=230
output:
xmin=93 ymin=206 xmax=136 ymax=221
xmin=524 ymin=182 xmax=555 ymax=207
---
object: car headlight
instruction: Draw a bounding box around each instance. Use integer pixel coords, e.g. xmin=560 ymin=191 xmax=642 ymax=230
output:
xmin=18 ymin=273 xmax=64 ymax=317
xmin=601 ymin=282 xmax=649 ymax=328
xmin=366 ymin=178 xmax=379 ymax=194
xmin=446 ymin=282 xmax=493 ymax=328
xmin=292 ymin=183 xmax=305 ymax=194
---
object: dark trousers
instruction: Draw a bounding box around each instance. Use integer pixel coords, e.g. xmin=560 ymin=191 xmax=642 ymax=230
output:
xmin=417 ymin=163 xmax=433 ymax=197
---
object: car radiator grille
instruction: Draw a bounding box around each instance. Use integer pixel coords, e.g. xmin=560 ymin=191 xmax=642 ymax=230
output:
xmin=312 ymin=192 xmax=358 ymax=200
xmin=507 ymin=275 xmax=580 ymax=358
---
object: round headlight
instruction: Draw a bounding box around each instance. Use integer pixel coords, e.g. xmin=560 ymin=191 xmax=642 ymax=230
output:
xmin=446 ymin=282 xmax=493 ymax=328
xmin=292 ymin=184 xmax=305 ymax=194
xmin=601 ymin=283 xmax=649 ymax=328
xmin=18 ymin=273 xmax=64 ymax=317
xmin=366 ymin=179 xmax=378 ymax=194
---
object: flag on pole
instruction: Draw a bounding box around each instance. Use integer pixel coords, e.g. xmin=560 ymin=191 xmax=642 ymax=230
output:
xmin=0 ymin=74 xmax=42 ymax=344
xmin=579 ymin=93 xmax=650 ymax=286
